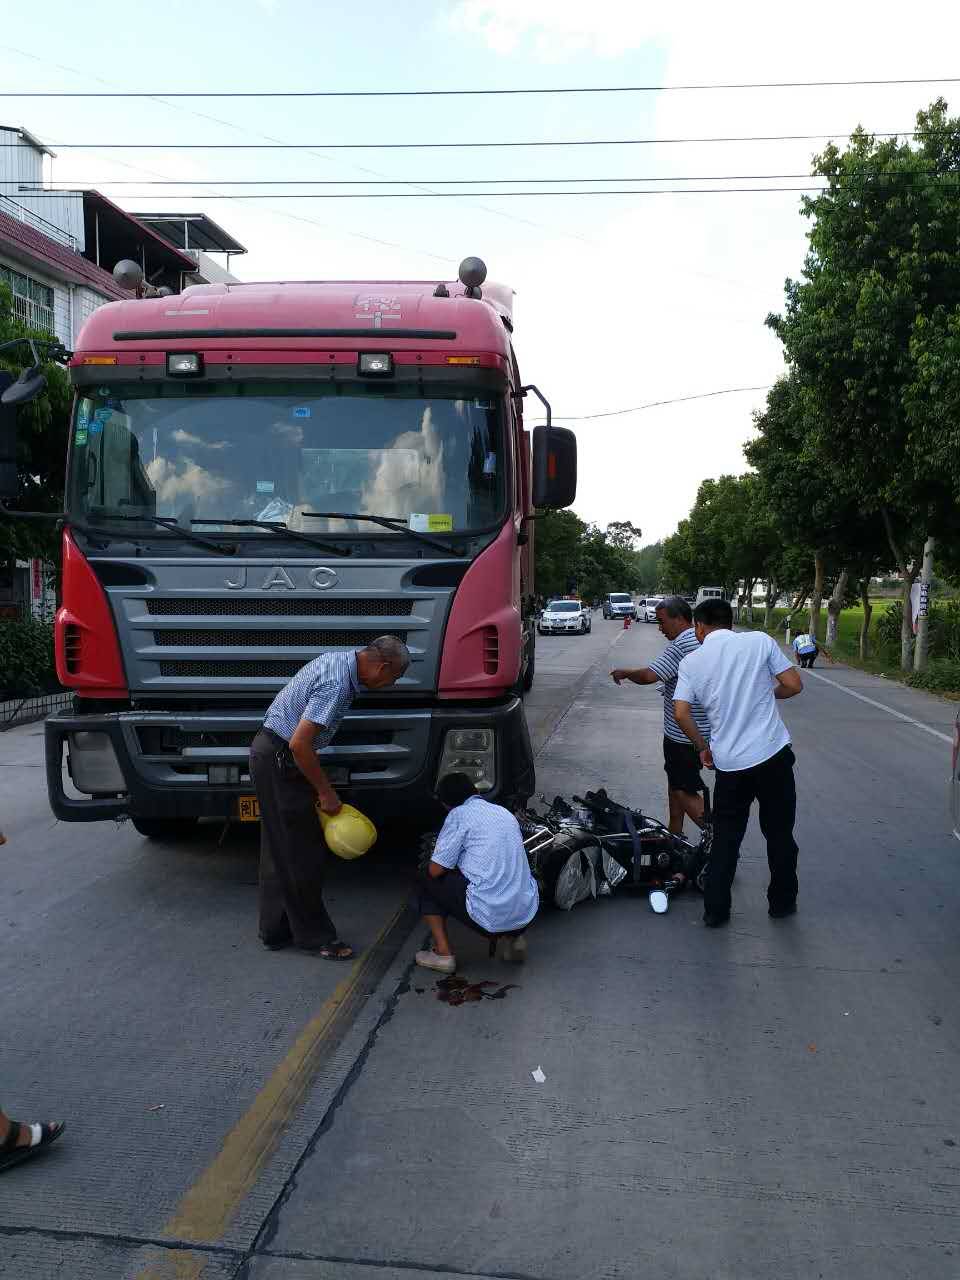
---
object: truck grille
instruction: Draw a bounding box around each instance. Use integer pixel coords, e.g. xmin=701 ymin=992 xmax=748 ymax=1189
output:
xmin=146 ymin=597 xmax=412 ymax=617
xmin=156 ymin=628 xmax=409 ymax=649
xmin=160 ymin=659 xmax=314 ymax=678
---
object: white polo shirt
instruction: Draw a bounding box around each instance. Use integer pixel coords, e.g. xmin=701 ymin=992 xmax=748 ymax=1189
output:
xmin=674 ymin=630 xmax=793 ymax=772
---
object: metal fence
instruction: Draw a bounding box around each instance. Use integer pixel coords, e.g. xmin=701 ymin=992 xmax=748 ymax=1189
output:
xmin=0 ymin=690 xmax=71 ymax=732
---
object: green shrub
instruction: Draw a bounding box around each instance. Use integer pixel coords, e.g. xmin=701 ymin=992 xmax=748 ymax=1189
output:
xmin=875 ymin=597 xmax=960 ymax=662
xmin=0 ymin=617 xmax=57 ymax=698
xmin=875 ymin=599 xmax=904 ymax=657
xmin=905 ymin=660 xmax=960 ymax=694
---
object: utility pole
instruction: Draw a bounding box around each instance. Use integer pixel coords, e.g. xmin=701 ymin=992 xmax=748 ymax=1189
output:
xmin=913 ymin=535 xmax=935 ymax=672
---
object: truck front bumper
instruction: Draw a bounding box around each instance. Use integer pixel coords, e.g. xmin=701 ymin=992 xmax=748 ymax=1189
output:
xmin=45 ymin=698 xmax=534 ymax=824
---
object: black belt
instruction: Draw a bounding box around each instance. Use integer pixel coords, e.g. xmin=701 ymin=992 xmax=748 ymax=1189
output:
xmin=260 ymin=727 xmax=288 ymax=749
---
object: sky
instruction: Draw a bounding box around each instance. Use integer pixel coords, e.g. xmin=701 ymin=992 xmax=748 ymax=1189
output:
xmin=3 ymin=0 xmax=960 ymax=542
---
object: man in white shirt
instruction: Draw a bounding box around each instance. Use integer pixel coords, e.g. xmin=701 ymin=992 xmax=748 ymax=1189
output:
xmin=673 ymin=599 xmax=804 ymax=927
xmin=792 ymin=632 xmax=819 ymax=668
xmin=417 ymin=772 xmax=539 ymax=974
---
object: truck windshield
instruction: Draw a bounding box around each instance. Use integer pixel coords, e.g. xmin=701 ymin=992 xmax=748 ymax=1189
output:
xmin=67 ymin=380 xmax=506 ymax=537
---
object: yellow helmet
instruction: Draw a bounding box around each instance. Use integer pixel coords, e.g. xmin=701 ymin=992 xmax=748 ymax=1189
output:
xmin=317 ymin=803 xmax=378 ymax=860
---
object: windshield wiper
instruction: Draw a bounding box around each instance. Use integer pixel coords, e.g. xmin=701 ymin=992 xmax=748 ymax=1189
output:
xmin=191 ymin=518 xmax=350 ymax=557
xmin=303 ymin=511 xmax=464 ymax=556
xmin=86 ymin=511 xmax=237 ymax=555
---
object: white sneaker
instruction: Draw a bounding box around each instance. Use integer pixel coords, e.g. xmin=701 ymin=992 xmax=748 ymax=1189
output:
xmin=415 ymin=949 xmax=456 ymax=974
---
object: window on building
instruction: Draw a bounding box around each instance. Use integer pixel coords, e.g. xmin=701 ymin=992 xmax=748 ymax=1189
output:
xmin=0 ymin=265 xmax=55 ymax=335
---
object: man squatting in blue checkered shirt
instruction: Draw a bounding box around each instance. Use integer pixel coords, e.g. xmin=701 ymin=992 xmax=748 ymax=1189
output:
xmin=249 ymin=636 xmax=410 ymax=961
xmin=610 ymin=595 xmax=711 ymax=839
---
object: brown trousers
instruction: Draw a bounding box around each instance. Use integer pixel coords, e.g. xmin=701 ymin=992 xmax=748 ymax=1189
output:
xmin=249 ymin=729 xmax=337 ymax=946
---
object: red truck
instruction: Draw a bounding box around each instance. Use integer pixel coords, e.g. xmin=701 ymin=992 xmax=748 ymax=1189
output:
xmin=11 ymin=258 xmax=575 ymax=836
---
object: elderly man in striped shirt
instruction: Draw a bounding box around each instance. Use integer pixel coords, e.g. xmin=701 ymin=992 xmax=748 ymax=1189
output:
xmin=611 ymin=596 xmax=711 ymax=836
xmin=249 ymin=635 xmax=411 ymax=960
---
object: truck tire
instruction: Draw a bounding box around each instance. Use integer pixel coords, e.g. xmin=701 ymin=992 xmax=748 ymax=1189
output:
xmin=522 ymin=635 xmax=536 ymax=692
xmin=131 ymin=816 xmax=199 ymax=841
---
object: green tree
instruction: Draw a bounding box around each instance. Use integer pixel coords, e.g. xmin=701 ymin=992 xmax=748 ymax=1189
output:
xmin=533 ymin=508 xmax=586 ymax=600
xmin=634 ymin=541 xmax=664 ymax=593
xmin=767 ymin=99 xmax=960 ymax=668
xmin=0 ymin=281 xmax=71 ymax=565
xmin=605 ymin=520 xmax=642 ymax=552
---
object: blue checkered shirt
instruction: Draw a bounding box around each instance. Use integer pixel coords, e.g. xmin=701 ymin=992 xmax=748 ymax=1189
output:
xmin=263 ymin=651 xmax=361 ymax=745
xmin=432 ymin=795 xmax=539 ymax=934
xmin=648 ymin=627 xmax=711 ymax=745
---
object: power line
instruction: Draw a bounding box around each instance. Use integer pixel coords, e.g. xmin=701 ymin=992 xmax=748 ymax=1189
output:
xmin=0 ymin=130 xmax=924 ymax=151
xmin=19 ymin=186 xmax=836 ymax=199
xmin=27 ymin=171 xmax=960 ymax=187
xmin=1 ymin=76 xmax=958 ymax=98
xmin=537 ymin=386 xmax=775 ymax=423
xmin=0 ymin=46 xmax=599 ymax=255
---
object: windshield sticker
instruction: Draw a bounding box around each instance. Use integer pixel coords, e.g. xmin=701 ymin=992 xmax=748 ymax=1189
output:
xmin=93 ymin=408 xmax=112 ymax=423
xmin=74 ymin=427 xmax=88 ymax=446
xmin=257 ymin=498 xmax=294 ymax=523
xmin=293 ymin=406 xmax=311 ymax=418
xmin=89 ymin=421 xmax=103 ymax=436
xmin=483 ymin=452 xmax=497 ymax=475
xmin=474 ymin=399 xmax=493 ymax=409
xmin=256 ymin=480 xmax=275 ymax=494
xmin=409 ymin=513 xmax=453 ymax=533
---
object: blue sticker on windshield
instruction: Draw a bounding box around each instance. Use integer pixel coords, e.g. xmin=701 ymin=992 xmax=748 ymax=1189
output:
xmin=94 ymin=408 xmax=112 ymax=423
xmin=89 ymin=421 xmax=103 ymax=435
xmin=293 ymin=406 xmax=311 ymax=418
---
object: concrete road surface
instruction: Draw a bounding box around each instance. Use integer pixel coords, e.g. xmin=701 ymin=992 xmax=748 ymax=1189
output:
xmin=2 ymin=614 xmax=959 ymax=1279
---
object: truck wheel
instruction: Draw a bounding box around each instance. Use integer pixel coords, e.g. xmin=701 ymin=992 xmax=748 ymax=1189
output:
xmin=522 ymin=637 xmax=536 ymax=692
xmin=131 ymin=816 xmax=199 ymax=841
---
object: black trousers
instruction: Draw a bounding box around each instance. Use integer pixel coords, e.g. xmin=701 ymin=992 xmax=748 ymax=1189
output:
xmin=249 ymin=729 xmax=337 ymax=947
xmin=705 ymin=745 xmax=799 ymax=919
xmin=798 ymin=649 xmax=818 ymax=668
xmin=417 ymin=868 xmax=487 ymax=937
xmin=417 ymin=869 xmax=531 ymax=941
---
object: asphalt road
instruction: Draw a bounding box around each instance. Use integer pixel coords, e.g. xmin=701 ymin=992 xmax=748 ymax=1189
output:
xmin=2 ymin=615 xmax=960 ymax=1280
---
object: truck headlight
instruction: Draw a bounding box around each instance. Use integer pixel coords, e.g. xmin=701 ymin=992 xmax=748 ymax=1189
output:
xmin=437 ymin=728 xmax=495 ymax=792
xmin=68 ymin=731 xmax=126 ymax=794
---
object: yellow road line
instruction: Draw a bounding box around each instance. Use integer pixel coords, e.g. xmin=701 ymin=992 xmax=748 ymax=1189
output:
xmin=135 ymin=902 xmax=408 ymax=1276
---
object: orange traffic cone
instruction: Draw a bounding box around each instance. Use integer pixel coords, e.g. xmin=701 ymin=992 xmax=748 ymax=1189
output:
xmin=623 ymin=614 xmax=632 ymax=630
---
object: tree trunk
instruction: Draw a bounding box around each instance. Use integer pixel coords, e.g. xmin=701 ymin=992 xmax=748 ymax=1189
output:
xmin=913 ymin=535 xmax=936 ymax=672
xmin=859 ymin=578 xmax=873 ymax=660
xmin=787 ymin=583 xmax=810 ymax=620
xmin=825 ymin=567 xmax=849 ymax=647
xmin=879 ymin=505 xmax=919 ymax=672
xmin=763 ymin=579 xmax=778 ymax=630
xmin=808 ymin=553 xmax=826 ymax=641
xmin=743 ymin=577 xmax=756 ymax=623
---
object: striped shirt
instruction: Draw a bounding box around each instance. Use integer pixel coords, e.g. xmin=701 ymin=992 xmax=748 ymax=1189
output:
xmin=262 ymin=650 xmax=361 ymax=745
xmin=432 ymin=796 xmax=539 ymax=934
xmin=648 ymin=627 xmax=711 ymax=745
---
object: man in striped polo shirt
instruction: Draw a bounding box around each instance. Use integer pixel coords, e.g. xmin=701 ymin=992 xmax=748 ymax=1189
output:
xmin=250 ymin=636 xmax=411 ymax=959
xmin=611 ymin=596 xmax=711 ymax=835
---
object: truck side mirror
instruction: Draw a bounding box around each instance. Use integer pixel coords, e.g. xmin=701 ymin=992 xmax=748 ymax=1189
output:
xmin=0 ymin=372 xmax=18 ymax=499
xmin=532 ymin=424 xmax=577 ymax=509
xmin=1 ymin=364 xmax=47 ymax=407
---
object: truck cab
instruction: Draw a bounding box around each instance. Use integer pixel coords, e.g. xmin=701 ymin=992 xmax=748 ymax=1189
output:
xmin=27 ymin=259 xmax=576 ymax=836
xmin=694 ymin=586 xmax=725 ymax=607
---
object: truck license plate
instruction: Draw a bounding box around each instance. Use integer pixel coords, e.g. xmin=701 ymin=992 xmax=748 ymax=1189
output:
xmin=238 ymin=796 xmax=260 ymax=822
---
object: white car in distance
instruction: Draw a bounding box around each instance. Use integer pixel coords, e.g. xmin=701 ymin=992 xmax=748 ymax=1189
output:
xmin=538 ymin=599 xmax=592 ymax=635
xmin=643 ymin=595 xmax=665 ymax=623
